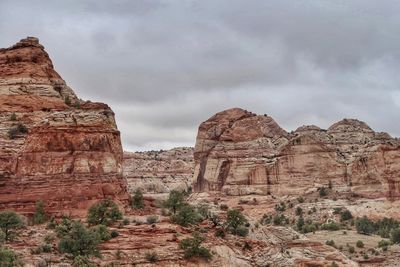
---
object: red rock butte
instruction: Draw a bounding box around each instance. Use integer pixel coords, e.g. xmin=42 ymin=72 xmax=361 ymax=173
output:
xmin=193 ymin=107 xmax=400 ymax=199
xmin=0 ymin=37 xmax=129 ymax=216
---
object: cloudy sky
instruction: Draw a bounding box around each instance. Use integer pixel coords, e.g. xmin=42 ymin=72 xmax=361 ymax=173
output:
xmin=1 ymin=0 xmax=399 ymax=151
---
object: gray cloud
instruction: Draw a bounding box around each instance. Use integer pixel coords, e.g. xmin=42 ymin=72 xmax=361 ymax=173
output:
xmin=0 ymin=0 xmax=399 ymax=151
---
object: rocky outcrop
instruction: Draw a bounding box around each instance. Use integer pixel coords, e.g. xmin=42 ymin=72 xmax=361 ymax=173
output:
xmin=0 ymin=37 xmax=129 ymax=216
xmin=123 ymin=147 xmax=194 ymax=194
xmin=193 ymin=108 xmax=400 ymax=199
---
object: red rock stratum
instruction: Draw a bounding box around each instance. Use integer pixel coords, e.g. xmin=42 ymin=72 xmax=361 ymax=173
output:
xmin=0 ymin=37 xmax=129 ymax=216
xmin=193 ymin=108 xmax=400 ymax=199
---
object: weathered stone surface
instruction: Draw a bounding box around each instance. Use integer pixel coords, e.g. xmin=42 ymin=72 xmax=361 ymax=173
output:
xmin=0 ymin=37 xmax=129 ymax=216
xmin=123 ymin=147 xmax=194 ymax=194
xmin=193 ymin=108 xmax=400 ymax=199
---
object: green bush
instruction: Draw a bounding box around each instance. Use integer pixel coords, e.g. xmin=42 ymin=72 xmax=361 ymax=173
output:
xmin=87 ymin=199 xmax=122 ymax=226
xmin=321 ymin=221 xmax=341 ymax=231
xmin=274 ymin=202 xmax=286 ymax=212
xmin=296 ymin=216 xmax=304 ymax=231
xmin=146 ymin=215 xmax=159 ymax=224
xmin=7 ymin=123 xmax=28 ymax=139
xmin=355 ymin=216 xmax=374 ymax=235
xmin=197 ymin=204 xmax=210 ymax=220
xmin=215 ymin=228 xmax=225 ymax=238
xmin=348 ymin=246 xmax=355 ymax=253
xmin=297 ymin=196 xmax=304 ymax=203
xmin=302 ymin=223 xmax=317 ymax=234
xmin=391 ymin=228 xmax=400 ymax=244
xmin=0 ymin=211 xmax=24 ymax=241
xmin=295 ymin=207 xmax=303 ymax=216
xmin=340 ymin=210 xmax=353 ymax=221
xmin=179 ymin=232 xmax=212 ymax=260
xmin=58 ymin=221 xmax=101 ymax=257
xmin=273 ymin=214 xmax=289 ymax=226
xmin=225 ymin=209 xmax=249 ymax=236
xmin=164 ymin=190 xmax=186 ymax=214
xmin=319 ymin=187 xmax=328 ymax=197
xmin=171 ymin=205 xmax=202 ymax=227
xmin=10 ymin=112 xmax=17 ymax=121
xmin=92 ymin=224 xmax=111 ymax=241
xmin=73 ymin=255 xmax=93 ymax=267
xmin=219 ymin=204 xmax=229 ymax=211
xmin=325 ymin=240 xmax=335 ymax=247
xmin=145 ymin=251 xmax=158 ymax=262
xmin=356 ymin=240 xmax=364 ymax=248
xmin=378 ymin=239 xmax=391 ymax=248
xmin=32 ymin=200 xmax=47 ymax=225
xmin=132 ymin=189 xmax=144 ymax=209
xmin=0 ymin=247 xmax=22 ymax=266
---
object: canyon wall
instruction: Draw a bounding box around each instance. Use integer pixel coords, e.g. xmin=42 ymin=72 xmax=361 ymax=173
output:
xmin=0 ymin=37 xmax=129 ymax=216
xmin=123 ymin=147 xmax=194 ymax=194
xmin=193 ymin=108 xmax=400 ymax=199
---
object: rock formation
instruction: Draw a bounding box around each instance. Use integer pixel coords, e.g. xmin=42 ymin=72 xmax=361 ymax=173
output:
xmin=193 ymin=108 xmax=400 ymax=199
xmin=123 ymin=147 xmax=194 ymax=194
xmin=0 ymin=37 xmax=129 ymax=216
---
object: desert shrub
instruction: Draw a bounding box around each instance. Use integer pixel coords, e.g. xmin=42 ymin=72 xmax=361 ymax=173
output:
xmin=219 ymin=204 xmax=229 ymax=211
xmin=58 ymin=220 xmax=101 ymax=257
xmin=355 ymin=216 xmax=374 ymax=235
xmin=321 ymin=221 xmax=341 ymax=231
xmin=110 ymin=230 xmax=119 ymax=238
xmin=274 ymin=202 xmax=286 ymax=212
xmin=297 ymin=196 xmax=304 ymax=203
xmin=0 ymin=247 xmax=22 ymax=266
xmin=302 ymin=223 xmax=317 ymax=234
xmin=87 ymin=199 xmax=122 ymax=226
xmin=348 ymin=246 xmax=355 ymax=253
xmin=0 ymin=211 xmax=24 ymax=241
xmin=132 ymin=189 xmax=144 ymax=209
xmin=319 ymin=187 xmax=328 ymax=197
xmin=296 ymin=216 xmax=304 ymax=231
xmin=390 ymin=228 xmax=400 ymax=244
xmin=356 ymin=240 xmax=364 ymax=248
xmin=273 ymin=214 xmax=289 ymax=226
xmin=179 ymin=232 xmax=212 ymax=260
xmin=64 ymin=96 xmax=71 ymax=106
xmin=55 ymin=216 xmax=74 ymax=237
xmin=92 ymin=224 xmax=111 ymax=241
xmin=10 ymin=112 xmax=17 ymax=121
xmin=146 ymin=215 xmax=159 ymax=224
xmin=7 ymin=123 xmax=28 ymax=139
xmin=378 ymin=239 xmax=391 ymax=248
xmin=295 ymin=207 xmax=303 ymax=216
xmin=164 ymin=190 xmax=186 ymax=214
xmin=197 ymin=204 xmax=210 ymax=220
xmin=340 ymin=210 xmax=353 ymax=221
xmin=325 ymin=240 xmax=335 ymax=247
xmin=123 ymin=218 xmax=130 ymax=225
xmin=225 ymin=209 xmax=249 ymax=236
xmin=215 ymin=228 xmax=225 ymax=238
xmin=171 ymin=205 xmax=202 ymax=227
xmin=145 ymin=251 xmax=158 ymax=262
xmin=32 ymin=200 xmax=47 ymax=225
xmin=73 ymin=255 xmax=93 ymax=267
xmin=44 ymin=233 xmax=55 ymax=244
xmin=329 ymin=262 xmax=339 ymax=267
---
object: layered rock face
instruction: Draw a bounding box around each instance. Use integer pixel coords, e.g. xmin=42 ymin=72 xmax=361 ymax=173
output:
xmin=0 ymin=37 xmax=129 ymax=215
xmin=123 ymin=147 xmax=194 ymax=194
xmin=193 ymin=108 xmax=400 ymax=199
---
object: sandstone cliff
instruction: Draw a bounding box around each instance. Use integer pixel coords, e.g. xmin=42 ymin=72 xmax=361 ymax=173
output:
xmin=193 ymin=108 xmax=400 ymax=199
xmin=123 ymin=147 xmax=194 ymax=194
xmin=0 ymin=37 xmax=129 ymax=216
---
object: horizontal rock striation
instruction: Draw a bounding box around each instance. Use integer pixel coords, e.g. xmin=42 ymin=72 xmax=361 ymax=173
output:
xmin=193 ymin=108 xmax=400 ymax=199
xmin=0 ymin=37 xmax=129 ymax=216
xmin=123 ymin=147 xmax=194 ymax=194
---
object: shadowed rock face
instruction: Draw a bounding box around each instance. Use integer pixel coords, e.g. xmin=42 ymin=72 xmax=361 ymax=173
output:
xmin=0 ymin=37 xmax=129 ymax=216
xmin=193 ymin=108 xmax=400 ymax=199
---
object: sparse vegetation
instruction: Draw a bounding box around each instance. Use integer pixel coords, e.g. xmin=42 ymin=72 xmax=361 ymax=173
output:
xmin=10 ymin=112 xmax=17 ymax=121
xmin=32 ymin=200 xmax=47 ymax=225
xmin=7 ymin=123 xmax=28 ymax=139
xmin=0 ymin=211 xmax=24 ymax=241
xmin=325 ymin=240 xmax=335 ymax=247
xmin=340 ymin=209 xmax=353 ymax=222
xmin=356 ymin=240 xmax=364 ymax=248
xmin=0 ymin=247 xmax=22 ymax=266
xmin=171 ymin=204 xmax=202 ymax=227
xmin=87 ymin=198 xmax=122 ymax=226
xmin=146 ymin=215 xmax=159 ymax=224
xmin=179 ymin=232 xmax=212 ymax=260
xmin=145 ymin=251 xmax=159 ymax=262
xmin=164 ymin=190 xmax=186 ymax=214
xmin=132 ymin=189 xmax=144 ymax=209
xmin=225 ymin=209 xmax=249 ymax=237
xmin=355 ymin=216 xmax=375 ymax=235
xmin=320 ymin=221 xmax=341 ymax=231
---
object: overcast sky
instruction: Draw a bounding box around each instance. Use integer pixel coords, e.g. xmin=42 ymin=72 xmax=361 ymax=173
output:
xmin=1 ymin=0 xmax=399 ymax=151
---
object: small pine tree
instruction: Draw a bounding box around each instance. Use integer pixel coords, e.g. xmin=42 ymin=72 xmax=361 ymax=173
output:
xmin=225 ymin=209 xmax=249 ymax=236
xmin=0 ymin=211 xmax=24 ymax=241
xmin=10 ymin=112 xmax=17 ymax=121
xmin=179 ymin=232 xmax=212 ymax=260
xmin=87 ymin=198 xmax=123 ymax=226
xmin=132 ymin=189 xmax=144 ymax=209
xmin=164 ymin=190 xmax=186 ymax=214
xmin=32 ymin=200 xmax=47 ymax=225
